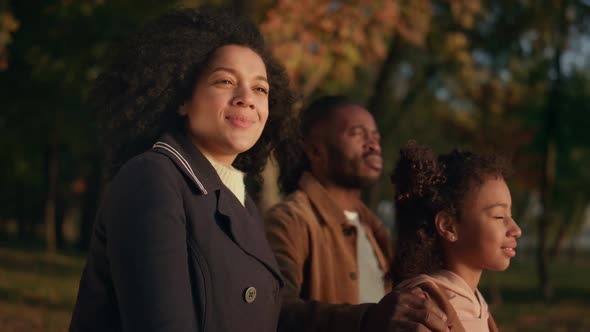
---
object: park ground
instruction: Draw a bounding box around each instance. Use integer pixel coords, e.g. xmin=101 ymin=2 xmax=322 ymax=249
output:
xmin=0 ymin=241 xmax=589 ymax=332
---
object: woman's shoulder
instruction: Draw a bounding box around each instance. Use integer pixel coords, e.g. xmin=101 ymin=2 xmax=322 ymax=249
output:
xmin=109 ymin=150 xmax=184 ymax=191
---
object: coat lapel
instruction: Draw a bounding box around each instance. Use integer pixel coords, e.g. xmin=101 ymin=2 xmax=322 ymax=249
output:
xmin=216 ymin=189 xmax=283 ymax=283
xmin=152 ymin=131 xmax=282 ymax=283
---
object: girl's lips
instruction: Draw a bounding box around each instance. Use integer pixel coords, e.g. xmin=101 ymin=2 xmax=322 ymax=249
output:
xmin=502 ymin=247 xmax=516 ymax=257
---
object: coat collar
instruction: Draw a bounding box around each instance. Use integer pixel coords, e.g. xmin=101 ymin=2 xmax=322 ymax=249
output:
xmin=152 ymin=131 xmax=283 ymax=283
xmin=151 ymin=131 xmax=222 ymax=195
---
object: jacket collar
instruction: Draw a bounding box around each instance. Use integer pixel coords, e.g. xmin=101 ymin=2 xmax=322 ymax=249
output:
xmin=299 ymin=172 xmax=383 ymax=229
xmin=299 ymin=171 xmax=358 ymax=229
xmin=299 ymin=172 xmax=391 ymax=271
xmin=151 ymin=131 xmax=223 ymax=195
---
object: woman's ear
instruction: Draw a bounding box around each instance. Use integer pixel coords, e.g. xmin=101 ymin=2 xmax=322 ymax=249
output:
xmin=178 ymin=103 xmax=188 ymax=116
xmin=435 ymin=211 xmax=458 ymax=242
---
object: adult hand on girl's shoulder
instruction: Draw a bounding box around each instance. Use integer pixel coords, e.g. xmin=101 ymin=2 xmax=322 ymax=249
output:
xmin=363 ymin=287 xmax=450 ymax=332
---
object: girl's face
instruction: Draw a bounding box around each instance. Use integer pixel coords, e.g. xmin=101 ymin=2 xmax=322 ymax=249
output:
xmin=450 ymin=176 xmax=522 ymax=273
xmin=180 ymin=44 xmax=269 ymax=166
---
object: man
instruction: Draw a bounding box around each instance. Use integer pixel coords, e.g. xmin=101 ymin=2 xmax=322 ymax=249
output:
xmin=267 ymin=96 xmax=449 ymax=332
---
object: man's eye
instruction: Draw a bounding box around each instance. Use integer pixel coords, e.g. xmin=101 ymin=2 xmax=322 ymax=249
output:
xmin=351 ymin=129 xmax=363 ymax=136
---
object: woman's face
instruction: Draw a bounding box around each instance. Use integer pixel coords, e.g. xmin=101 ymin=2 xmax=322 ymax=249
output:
xmin=180 ymin=44 xmax=269 ymax=166
xmin=450 ymin=176 xmax=522 ymax=273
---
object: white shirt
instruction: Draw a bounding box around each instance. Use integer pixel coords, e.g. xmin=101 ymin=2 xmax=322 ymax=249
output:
xmin=344 ymin=210 xmax=386 ymax=303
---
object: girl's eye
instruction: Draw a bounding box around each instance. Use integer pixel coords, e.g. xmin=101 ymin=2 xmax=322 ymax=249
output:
xmin=494 ymin=216 xmax=505 ymax=220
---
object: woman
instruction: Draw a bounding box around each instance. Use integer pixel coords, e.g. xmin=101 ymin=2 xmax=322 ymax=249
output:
xmin=69 ymin=8 xmax=296 ymax=332
xmin=390 ymin=142 xmax=522 ymax=332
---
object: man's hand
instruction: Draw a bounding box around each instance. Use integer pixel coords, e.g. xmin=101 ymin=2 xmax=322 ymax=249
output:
xmin=363 ymin=288 xmax=450 ymax=332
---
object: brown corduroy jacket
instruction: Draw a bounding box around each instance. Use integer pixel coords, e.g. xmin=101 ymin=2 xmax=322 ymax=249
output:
xmin=265 ymin=172 xmax=393 ymax=332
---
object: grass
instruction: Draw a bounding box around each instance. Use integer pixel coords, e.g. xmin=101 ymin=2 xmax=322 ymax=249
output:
xmin=480 ymin=256 xmax=590 ymax=331
xmin=0 ymin=244 xmax=84 ymax=332
xmin=0 ymin=243 xmax=588 ymax=331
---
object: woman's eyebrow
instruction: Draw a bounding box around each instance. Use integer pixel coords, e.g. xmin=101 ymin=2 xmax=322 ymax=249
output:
xmin=210 ymin=67 xmax=268 ymax=83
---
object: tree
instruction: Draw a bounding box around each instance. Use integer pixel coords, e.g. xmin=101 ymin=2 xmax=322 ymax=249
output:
xmin=0 ymin=0 xmax=176 ymax=251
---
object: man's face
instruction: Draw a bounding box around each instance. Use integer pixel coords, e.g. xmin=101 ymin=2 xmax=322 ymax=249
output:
xmin=319 ymin=105 xmax=383 ymax=189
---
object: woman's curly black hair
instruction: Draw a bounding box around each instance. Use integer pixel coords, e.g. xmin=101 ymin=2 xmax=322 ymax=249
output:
xmin=94 ymin=7 xmax=297 ymax=189
xmin=389 ymin=141 xmax=511 ymax=283
xmin=276 ymin=95 xmax=356 ymax=194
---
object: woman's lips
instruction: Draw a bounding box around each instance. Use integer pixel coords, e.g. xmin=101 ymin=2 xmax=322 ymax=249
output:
xmin=225 ymin=115 xmax=255 ymax=128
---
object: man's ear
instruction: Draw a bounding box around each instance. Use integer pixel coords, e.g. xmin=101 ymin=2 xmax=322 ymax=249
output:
xmin=435 ymin=211 xmax=458 ymax=242
xmin=304 ymin=142 xmax=325 ymax=166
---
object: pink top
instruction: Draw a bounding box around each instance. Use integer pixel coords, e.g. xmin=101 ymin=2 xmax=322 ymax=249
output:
xmin=395 ymin=270 xmax=490 ymax=332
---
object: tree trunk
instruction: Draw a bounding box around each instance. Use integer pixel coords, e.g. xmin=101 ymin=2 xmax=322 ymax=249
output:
xmin=547 ymin=196 xmax=585 ymax=259
xmin=536 ymin=142 xmax=555 ymax=301
xmin=367 ymin=36 xmax=401 ymax=131
xmin=364 ymin=36 xmax=402 ymax=210
xmin=78 ymin=159 xmax=102 ymax=251
xmin=487 ymin=273 xmax=503 ymax=306
xmin=258 ymin=156 xmax=281 ymax=214
xmin=55 ymin=195 xmax=65 ymax=249
xmin=536 ymin=0 xmax=568 ymax=302
xmin=44 ymin=141 xmax=58 ymax=253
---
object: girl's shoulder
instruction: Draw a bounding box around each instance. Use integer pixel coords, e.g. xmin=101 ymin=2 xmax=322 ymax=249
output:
xmin=394 ymin=273 xmax=441 ymax=290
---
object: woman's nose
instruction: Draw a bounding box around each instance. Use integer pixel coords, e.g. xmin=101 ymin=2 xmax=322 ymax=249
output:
xmin=231 ymin=87 xmax=255 ymax=110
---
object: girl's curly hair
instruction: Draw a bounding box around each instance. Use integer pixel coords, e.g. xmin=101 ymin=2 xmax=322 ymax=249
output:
xmin=389 ymin=141 xmax=511 ymax=282
xmin=94 ymin=7 xmax=296 ymax=190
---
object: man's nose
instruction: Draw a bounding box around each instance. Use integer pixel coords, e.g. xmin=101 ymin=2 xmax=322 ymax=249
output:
xmin=365 ymin=136 xmax=381 ymax=154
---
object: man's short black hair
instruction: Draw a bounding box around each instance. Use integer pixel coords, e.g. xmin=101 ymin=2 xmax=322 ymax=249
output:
xmin=276 ymin=95 xmax=361 ymax=194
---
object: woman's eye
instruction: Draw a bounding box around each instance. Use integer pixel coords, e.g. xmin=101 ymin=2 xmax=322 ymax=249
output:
xmin=216 ymin=79 xmax=233 ymax=85
xmin=494 ymin=216 xmax=505 ymax=220
xmin=255 ymin=87 xmax=268 ymax=94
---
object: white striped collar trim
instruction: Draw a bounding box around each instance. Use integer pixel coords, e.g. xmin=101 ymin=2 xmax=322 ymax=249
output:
xmin=152 ymin=141 xmax=208 ymax=195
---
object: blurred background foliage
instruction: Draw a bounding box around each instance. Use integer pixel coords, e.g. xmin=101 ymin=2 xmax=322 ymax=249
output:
xmin=1 ymin=0 xmax=590 ymax=331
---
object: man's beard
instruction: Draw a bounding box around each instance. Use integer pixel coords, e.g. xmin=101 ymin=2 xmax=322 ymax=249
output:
xmin=332 ymin=171 xmax=379 ymax=189
xmin=326 ymin=145 xmax=380 ymax=190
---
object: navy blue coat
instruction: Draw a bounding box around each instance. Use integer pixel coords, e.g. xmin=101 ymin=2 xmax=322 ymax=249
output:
xmin=70 ymin=132 xmax=283 ymax=332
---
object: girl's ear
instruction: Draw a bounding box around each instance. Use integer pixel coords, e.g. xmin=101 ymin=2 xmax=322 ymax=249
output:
xmin=435 ymin=211 xmax=458 ymax=242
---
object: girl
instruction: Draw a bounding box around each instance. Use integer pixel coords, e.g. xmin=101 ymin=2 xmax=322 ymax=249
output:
xmin=69 ymin=8 xmax=296 ymax=332
xmin=390 ymin=142 xmax=522 ymax=332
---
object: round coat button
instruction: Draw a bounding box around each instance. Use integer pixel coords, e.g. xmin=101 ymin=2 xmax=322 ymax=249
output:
xmin=244 ymin=286 xmax=257 ymax=303
xmin=343 ymin=227 xmax=354 ymax=236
